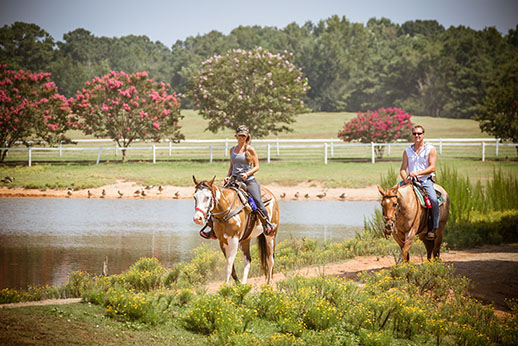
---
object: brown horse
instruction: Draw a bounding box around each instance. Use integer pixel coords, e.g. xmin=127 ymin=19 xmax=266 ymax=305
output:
xmin=192 ymin=176 xmax=280 ymax=284
xmin=377 ymin=182 xmax=449 ymax=261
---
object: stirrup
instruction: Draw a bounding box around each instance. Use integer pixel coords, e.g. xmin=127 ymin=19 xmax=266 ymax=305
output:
xmin=263 ymin=222 xmax=276 ymax=236
xmin=425 ymin=230 xmax=436 ymax=240
xmin=200 ymin=229 xmax=216 ymax=240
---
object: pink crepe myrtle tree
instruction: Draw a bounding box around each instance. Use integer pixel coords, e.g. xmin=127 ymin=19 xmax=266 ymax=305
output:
xmin=0 ymin=64 xmax=71 ymax=161
xmin=190 ymin=47 xmax=309 ymax=137
xmin=337 ymin=107 xmax=414 ymax=159
xmin=69 ymin=71 xmax=183 ymax=162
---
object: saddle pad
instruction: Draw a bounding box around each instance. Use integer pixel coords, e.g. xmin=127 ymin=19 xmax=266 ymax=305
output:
xmin=413 ymin=186 xmax=445 ymax=208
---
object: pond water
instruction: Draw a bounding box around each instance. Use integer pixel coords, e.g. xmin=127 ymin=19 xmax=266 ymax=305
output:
xmin=0 ymin=198 xmax=378 ymax=289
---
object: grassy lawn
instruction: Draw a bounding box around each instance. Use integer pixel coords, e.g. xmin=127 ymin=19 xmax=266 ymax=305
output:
xmin=0 ymin=303 xmax=203 ymax=345
xmin=0 ymin=158 xmax=516 ymax=190
xmin=1 ymin=111 xmax=515 ymax=189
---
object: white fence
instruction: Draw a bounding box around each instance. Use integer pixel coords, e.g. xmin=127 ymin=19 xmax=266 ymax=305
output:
xmin=1 ymin=138 xmax=516 ymax=166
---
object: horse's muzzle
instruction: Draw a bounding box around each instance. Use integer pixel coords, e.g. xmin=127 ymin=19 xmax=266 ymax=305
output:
xmin=383 ymin=220 xmax=395 ymax=238
xmin=193 ymin=213 xmax=204 ymax=225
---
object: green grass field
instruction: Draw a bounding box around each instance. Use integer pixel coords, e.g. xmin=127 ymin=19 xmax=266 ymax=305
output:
xmin=1 ymin=111 xmax=516 ymax=189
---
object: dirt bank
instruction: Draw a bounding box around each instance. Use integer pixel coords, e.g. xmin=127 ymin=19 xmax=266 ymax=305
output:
xmin=0 ymin=180 xmax=380 ymax=201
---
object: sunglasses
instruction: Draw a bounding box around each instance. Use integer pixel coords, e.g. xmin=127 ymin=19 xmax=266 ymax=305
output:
xmin=412 ymin=132 xmax=424 ymax=136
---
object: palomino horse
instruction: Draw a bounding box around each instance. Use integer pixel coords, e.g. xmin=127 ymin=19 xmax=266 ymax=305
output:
xmin=192 ymin=176 xmax=280 ymax=284
xmin=377 ymin=182 xmax=450 ymax=261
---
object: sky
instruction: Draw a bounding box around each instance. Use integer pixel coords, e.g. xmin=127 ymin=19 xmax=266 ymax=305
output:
xmin=1 ymin=0 xmax=517 ymax=47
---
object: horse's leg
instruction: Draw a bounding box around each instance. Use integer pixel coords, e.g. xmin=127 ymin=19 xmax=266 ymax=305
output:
xmin=265 ymin=235 xmax=276 ymax=284
xmin=220 ymin=236 xmax=240 ymax=283
xmin=240 ymin=239 xmax=252 ymax=284
xmin=402 ymin=230 xmax=418 ymax=262
xmin=422 ymin=237 xmax=434 ymax=260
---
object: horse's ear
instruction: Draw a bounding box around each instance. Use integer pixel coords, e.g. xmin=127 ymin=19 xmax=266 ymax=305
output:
xmin=193 ymin=175 xmax=199 ymax=186
xmin=377 ymin=185 xmax=385 ymax=196
xmin=208 ymin=175 xmax=216 ymax=186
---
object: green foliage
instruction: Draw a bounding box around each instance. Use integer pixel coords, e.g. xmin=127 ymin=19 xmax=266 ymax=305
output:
xmin=119 ymin=257 xmax=165 ymax=292
xmin=445 ymin=210 xmax=518 ymax=249
xmin=190 ymin=47 xmax=309 ymax=137
xmin=476 ymin=56 xmax=518 ymax=146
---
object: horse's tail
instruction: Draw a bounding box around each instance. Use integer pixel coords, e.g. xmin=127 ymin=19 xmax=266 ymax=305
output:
xmin=257 ymin=233 xmax=268 ymax=276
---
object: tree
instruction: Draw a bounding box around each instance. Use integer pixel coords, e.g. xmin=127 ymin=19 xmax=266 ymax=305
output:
xmin=476 ymin=58 xmax=518 ymax=154
xmin=337 ymin=107 xmax=414 ymax=158
xmin=0 ymin=22 xmax=56 ymax=72
xmin=189 ymin=47 xmax=309 ymax=137
xmin=69 ymin=71 xmax=183 ymax=162
xmin=0 ymin=65 xmax=71 ymax=161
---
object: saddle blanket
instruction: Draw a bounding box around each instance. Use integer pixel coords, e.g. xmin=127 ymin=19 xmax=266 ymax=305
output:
xmin=413 ymin=186 xmax=446 ymax=208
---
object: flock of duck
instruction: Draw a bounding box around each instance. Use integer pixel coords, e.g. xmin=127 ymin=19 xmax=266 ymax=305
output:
xmin=279 ymin=191 xmax=347 ymax=200
xmin=66 ymin=185 xmax=182 ymax=199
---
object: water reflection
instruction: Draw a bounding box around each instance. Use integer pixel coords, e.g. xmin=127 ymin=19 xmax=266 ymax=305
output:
xmin=0 ymin=198 xmax=377 ymax=289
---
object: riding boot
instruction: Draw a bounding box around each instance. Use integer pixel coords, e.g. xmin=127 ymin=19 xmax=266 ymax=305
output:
xmin=199 ymin=217 xmax=216 ymax=240
xmin=426 ymin=228 xmax=437 ymax=240
xmin=256 ymin=209 xmax=276 ymax=236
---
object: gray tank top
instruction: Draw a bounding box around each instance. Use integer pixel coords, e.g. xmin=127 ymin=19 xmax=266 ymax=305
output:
xmin=231 ymin=147 xmax=254 ymax=180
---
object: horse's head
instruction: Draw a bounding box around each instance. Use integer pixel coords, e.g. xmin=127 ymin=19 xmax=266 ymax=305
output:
xmin=377 ymin=185 xmax=400 ymax=238
xmin=192 ymin=175 xmax=216 ymax=225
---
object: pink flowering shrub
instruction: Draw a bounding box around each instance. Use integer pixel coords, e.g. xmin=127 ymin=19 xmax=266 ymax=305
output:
xmin=0 ymin=64 xmax=71 ymax=161
xmin=69 ymin=71 xmax=183 ymax=162
xmin=337 ymin=107 xmax=414 ymax=158
xmin=190 ymin=47 xmax=309 ymax=137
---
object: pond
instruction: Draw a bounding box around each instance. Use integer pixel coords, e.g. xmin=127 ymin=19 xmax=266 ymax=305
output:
xmin=0 ymin=197 xmax=378 ymax=289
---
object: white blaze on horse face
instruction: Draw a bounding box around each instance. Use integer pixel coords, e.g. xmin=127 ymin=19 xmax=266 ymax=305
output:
xmin=193 ymin=188 xmax=212 ymax=225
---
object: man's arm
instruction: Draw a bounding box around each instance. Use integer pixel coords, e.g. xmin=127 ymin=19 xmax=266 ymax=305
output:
xmin=400 ymin=151 xmax=409 ymax=181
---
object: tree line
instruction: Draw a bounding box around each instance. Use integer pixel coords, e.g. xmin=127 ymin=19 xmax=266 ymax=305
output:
xmin=1 ymin=16 xmax=517 ymax=119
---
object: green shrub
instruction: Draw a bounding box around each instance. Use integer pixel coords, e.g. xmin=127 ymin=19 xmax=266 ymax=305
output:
xmin=445 ymin=209 xmax=518 ymax=249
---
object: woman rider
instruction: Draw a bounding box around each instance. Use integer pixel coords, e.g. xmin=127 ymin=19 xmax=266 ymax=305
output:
xmin=200 ymin=125 xmax=274 ymax=239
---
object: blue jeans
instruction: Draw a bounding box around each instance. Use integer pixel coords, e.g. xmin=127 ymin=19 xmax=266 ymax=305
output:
xmin=236 ymin=176 xmax=269 ymax=218
xmin=420 ymin=178 xmax=439 ymax=229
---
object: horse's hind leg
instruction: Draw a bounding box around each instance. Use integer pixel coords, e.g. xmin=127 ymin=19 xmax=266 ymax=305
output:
xmin=240 ymin=239 xmax=252 ymax=284
xmin=423 ymin=238 xmax=434 ymax=260
xmin=265 ymin=236 xmax=275 ymax=284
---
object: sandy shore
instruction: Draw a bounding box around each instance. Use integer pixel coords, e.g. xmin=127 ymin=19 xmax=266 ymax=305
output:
xmin=0 ymin=180 xmax=380 ymax=201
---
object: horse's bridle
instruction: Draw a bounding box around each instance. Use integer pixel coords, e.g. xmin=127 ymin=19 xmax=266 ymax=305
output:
xmin=195 ymin=183 xmax=245 ymax=223
xmin=194 ymin=183 xmax=215 ymax=222
xmin=381 ymin=194 xmax=400 ymax=239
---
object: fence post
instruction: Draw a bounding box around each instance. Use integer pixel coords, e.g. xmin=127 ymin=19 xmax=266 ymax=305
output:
xmin=495 ymin=139 xmax=499 ymax=157
xmin=115 ymin=142 xmax=118 ymax=156
xmin=225 ymin=139 xmax=228 ymax=157
xmin=276 ymin=138 xmax=280 ymax=156
xmin=267 ymin=144 xmax=271 ymax=163
xmin=28 ymin=147 xmax=32 ymax=167
xmin=387 ymin=143 xmax=391 ymax=156
xmin=371 ymin=142 xmax=375 ymax=164
xmin=481 ymin=142 xmax=485 ymax=162
xmin=330 ymin=139 xmax=334 ymax=157
xmin=169 ymin=140 xmax=172 ymax=156
xmin=209 ymin=145 xmax=213 ymax=163
xmin=59 ymin=141 xmax=62 ymax=157
xmin=96 ymin=147 xmax=103 ymax=165
xmin=152 ymin=144 xmax=156 ymax=164
xmin=324 ymin=143 xmax=328 ymax=165
xmin=439 ymin=138 xmax=443 ymax=155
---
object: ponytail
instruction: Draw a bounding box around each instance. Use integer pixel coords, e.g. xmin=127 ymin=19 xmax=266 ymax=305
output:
xmin=244 ymin=134 xmax=253 ymax=164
